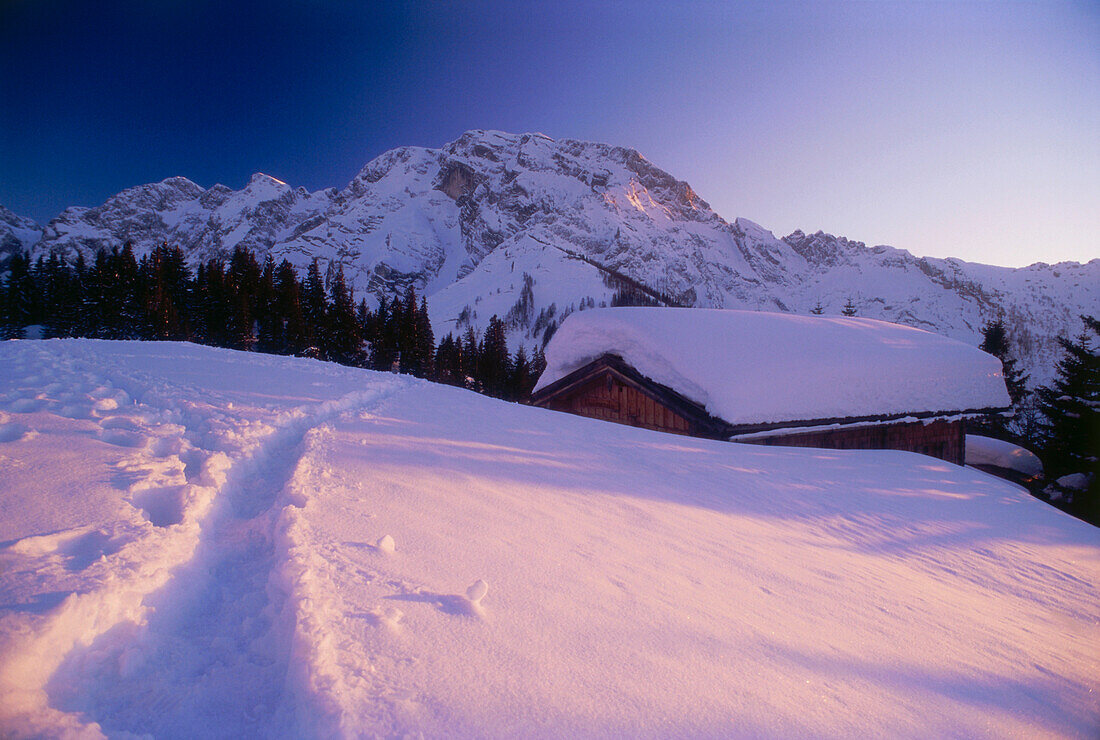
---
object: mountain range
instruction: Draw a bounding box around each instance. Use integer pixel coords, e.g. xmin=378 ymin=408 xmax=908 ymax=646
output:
xmin=3 ymin=130 xmax=1097 ymax=385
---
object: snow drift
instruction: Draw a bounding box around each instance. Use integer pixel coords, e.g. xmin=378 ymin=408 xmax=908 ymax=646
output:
xmin=966 ymin=434 xmax=1044 ymax=477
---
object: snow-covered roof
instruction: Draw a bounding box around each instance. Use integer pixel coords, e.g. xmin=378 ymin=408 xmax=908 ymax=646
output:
xmin=534 ymin=308 xmax=1011 ymax=426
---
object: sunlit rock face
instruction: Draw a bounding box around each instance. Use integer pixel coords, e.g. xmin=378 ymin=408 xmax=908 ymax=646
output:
xmin=13 ymin=129 xmax=1100 ymax=384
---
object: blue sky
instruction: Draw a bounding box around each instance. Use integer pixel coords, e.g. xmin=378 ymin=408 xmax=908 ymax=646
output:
xmin=1 ymin=0 xmax=1096 ymax=267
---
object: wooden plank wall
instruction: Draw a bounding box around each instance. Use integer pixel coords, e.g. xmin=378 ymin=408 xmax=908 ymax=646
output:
xmin=546 ymin=372 xmax=693 ymax=435
xmin=755 ymin=419 xmax=965 ymax=464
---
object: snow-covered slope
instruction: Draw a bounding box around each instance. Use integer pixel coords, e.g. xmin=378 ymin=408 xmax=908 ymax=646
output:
xmin=10 ymin=130 xmax=1099 ymax=383
xmin=1 ymin=339 xmax=1097 ymax=738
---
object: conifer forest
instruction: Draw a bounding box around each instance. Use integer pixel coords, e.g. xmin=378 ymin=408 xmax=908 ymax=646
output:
xmin=0 ymin=244 xmax=544 ymax=403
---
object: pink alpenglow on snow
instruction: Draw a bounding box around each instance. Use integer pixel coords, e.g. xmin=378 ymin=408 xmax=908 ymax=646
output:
xmin=0 ymin=339 xmax=1096 ymax=738
xmin=535 ymin=307 xmax=1012 ymax=425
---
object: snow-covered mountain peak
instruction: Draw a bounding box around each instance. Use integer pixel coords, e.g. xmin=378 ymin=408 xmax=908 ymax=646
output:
xmin=245 ymin=172 xmax=290 ymax=194
xmin=251 ymin=172 xmax=286 ymax=185
xmin=110 ymin=176 xmax=206 ymax=210
xmin=734 ymin=217 xmax=779 ymax=241
xmin=13 ymin=130 xmax=1098 ymax=384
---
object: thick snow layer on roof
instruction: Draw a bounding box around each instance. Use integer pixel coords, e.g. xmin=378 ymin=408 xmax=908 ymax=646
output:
xmin=535 ymin=308 xmax=1011 ymax=425
xmin=965 ymin=435 xmax=1044 ymax=477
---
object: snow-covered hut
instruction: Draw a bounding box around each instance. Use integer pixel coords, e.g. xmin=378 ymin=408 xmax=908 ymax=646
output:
xmin=530 ymin=308 xmax=1012 ymax=463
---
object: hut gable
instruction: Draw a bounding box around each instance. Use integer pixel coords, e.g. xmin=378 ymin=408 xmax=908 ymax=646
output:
xmin=531 ymin=354 xmax=729 ymax=438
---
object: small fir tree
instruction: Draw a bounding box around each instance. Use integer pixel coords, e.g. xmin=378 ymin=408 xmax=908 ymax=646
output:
xmin=274 ymin=260 xmax=307 ymax=355
xmin=1035 ymin=316 xmax=1099 ymax=522
xmin=461 ymin=326 xmax=480 ymax=389
xmin=979 ymin=318 xmax=1029 ymax=406
xmin=301 ymin=260 xmax=328 ymax=354
xmin=434 ymin=333 xmax=463 ymax=386
xmin=0 ymin=253 xmax=33 ymax=338
xmin=975 ymin=318 xmax=1030 ymax=437
xmin=326 ymin=263 xmax=363 ymax=365
xmin=509 ymin=345 xmax=533 ymax=401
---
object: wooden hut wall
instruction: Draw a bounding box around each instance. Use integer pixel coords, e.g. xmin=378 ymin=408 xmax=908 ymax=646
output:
xmin=750 ymin=419 xmax=965 ymax=464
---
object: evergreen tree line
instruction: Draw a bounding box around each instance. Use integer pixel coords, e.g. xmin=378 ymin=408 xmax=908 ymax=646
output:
xmin=0 ymin=244 xmax=545 ymax=402
xmin=975 ymin=316 xmax=1098 ymax=524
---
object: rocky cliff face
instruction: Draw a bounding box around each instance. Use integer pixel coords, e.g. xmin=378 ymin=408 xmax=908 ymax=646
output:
xmin=0 ymin=206 xmax=41 ymax=272
xmin=11 ymin=129 xmax=1099 ymax=385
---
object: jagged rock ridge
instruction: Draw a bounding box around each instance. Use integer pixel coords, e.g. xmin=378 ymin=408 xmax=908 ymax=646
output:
xmin=9 ymin=129 xmax=1099 ymax=385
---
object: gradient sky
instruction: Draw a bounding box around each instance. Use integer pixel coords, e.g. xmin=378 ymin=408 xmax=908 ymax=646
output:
xmin=1 ymin=0 xmax=1096 ymax=267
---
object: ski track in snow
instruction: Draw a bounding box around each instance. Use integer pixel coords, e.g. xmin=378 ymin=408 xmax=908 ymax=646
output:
xmin=0 ymin=341 xmax=406 ymax=738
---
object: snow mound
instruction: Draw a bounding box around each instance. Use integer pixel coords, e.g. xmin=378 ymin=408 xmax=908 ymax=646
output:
xmin=465 ymin=578 xmax=488 ymax=604
xmin=965 ymin=435 xmax=1044 ymax=477
xmin=536 ymin=307 xmax=1012 ymax=425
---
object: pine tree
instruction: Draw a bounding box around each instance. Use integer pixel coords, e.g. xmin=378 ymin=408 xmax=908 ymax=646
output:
xmin=113 ymin=243 xmax=141 ymax=339
xmin=196 ymin=259 xmax=230 ymax=347
xmin=68 ymin=253 xmax=90 ymax=337
xmin=142 ymin=244 xmax=191 ymax=340
xmin=355 ymin=298 xmax=373 ymax=363
xmin=810 ymin=301 xmax=825 ymax=315
xmin=412 ymin=296 xmax=435 ymax=378
xmin=326 ymin=263 xmax=363 ymax=365
xmin=509 ymin=345 xmax=533 ymax=401
xmin=530 ymin=345 xmax=547 ymax=385
xmin=479 ymin=315 xmax=512 ymax=398
xmin=368 ymin=295 xmax=395 ymax=370
xmin=393 ymin=286 xmax=423 ymax=375
xmin=976 ymin=318 xmax=1030 ymax=437
xmin=40 ymin=252 xmax=74 ymax=338
xmin=274 ymin=260 xmax=307 ymax=355
xmin=382 ymin=293 xmax=404 ymax=371
xmin=224 ymin=246 xmax=261 ymax=350
xmin=461 ymin=326 xmax=480 ymax=389
xmin=1035 ymin=316 xmax=1099 ymax=521
xmin=433 ymin=333 xmax=461 ymax=386
xmin=841 ymin=298 xmax=858 ymax=317
xmin=1 ymin=253 xmax=33 ymax=338
xmin=301 ymin=260 xmax=327 ymax=356
xmin=255 ymin=257 xmax=278 ymax=353
xmin=980 ymin=318 xmax=1029 ymax=406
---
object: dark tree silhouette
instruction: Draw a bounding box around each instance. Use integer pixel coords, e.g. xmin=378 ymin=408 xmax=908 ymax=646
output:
xmin=1035 ymin=316 xmax=1099 ymax=523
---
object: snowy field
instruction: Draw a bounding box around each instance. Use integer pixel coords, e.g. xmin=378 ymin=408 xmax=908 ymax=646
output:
xmin=0 ymin=340 xmax=1097 ymax=738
